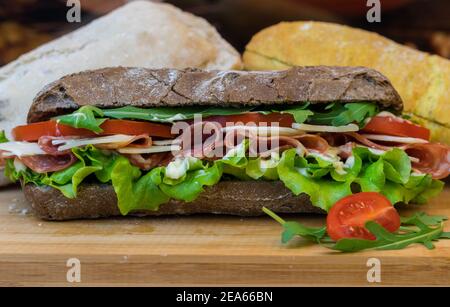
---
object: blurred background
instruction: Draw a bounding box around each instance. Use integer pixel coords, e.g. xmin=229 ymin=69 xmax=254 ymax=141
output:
xmin=0 ymin=0 xmax=449 ymax=66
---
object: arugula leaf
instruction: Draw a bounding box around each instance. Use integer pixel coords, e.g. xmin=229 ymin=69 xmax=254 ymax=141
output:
xmin=273 ymin=104 xmax=313 ymax=123
xmin=266 ymin=209 xmax=449 ymax=252
xmin=400 ymin=211 xmax=448 ymax=226
xmin=55 ymin=102 xmax=378 ymax=132
xmin=263 ymin=207 xmax=326 ymax=243
xmin=56 ymin=106 xmax=106 ymax=133
xmin=331 ymin=220 xmax=446 ymax=252
xmin=103 ymin=106 xmax=253 ymax=123
xmin=308 ymin=102 xmax=378 ymax=126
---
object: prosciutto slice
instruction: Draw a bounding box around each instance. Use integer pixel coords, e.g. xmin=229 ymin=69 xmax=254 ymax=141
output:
xmin=402 ymin=143 xmax=450 ymax=179
xmin=38 ymin=136 xmax=73 ymax=155
xmin=126 ymin=152 xmax=173 ymax=170
xmin=20 ymin=154 xmax=77 ymax=173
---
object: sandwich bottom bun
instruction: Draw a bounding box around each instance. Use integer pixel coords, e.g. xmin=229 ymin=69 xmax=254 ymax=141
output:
xmin=24 ymin=182 xmax=324 ymax=220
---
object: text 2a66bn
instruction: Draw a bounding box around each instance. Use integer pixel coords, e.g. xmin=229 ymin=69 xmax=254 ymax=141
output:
xmin=220 ymin=291 xmax=272 ymax=302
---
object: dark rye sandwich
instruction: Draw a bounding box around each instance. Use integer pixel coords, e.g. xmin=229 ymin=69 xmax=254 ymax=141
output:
xmin=0 ymin=66 xmax=448 ymax=220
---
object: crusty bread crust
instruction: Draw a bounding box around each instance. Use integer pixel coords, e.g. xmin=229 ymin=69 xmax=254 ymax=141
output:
xmin=28 ymin=66 xmax=402 ymax=123
xmin=243 ymin=21 xmax=450 ymax=144
xmin=0 ymin=1 xmax=241 ymax=141
xmin=23 ymin=181 xmax=324 ymax=220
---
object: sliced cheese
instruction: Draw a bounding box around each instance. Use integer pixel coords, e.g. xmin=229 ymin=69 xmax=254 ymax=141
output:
xmin=221 ymin=125 xmax=300 ymax=136
xmin=0 ymin=141 xmax=46 ymax=157
xmin=361 ymin=134 xmax=429 ymax=144
xmin=292 ymin=123 xmax=359 ymax=132
xmin=53 ymin=134 xmax=137 ymax=151
xmin=117 ymin=145 xmax=180 ymax=154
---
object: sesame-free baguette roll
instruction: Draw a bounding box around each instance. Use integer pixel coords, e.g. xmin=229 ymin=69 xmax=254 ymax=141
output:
xmin=243 ymin=21 xmax=450 ymax=144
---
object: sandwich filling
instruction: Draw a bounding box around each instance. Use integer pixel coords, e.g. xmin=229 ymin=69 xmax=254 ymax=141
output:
xmin=1 ymin=102 xmax=449 ymax=214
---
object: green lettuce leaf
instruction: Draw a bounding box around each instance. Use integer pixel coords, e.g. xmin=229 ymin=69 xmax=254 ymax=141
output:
xmin=54 ymin=102 xmax=378 ymax=133
xmin=4 ymin=133 xmax=444 ymax=215
xmin=160 ymin=163 xmax=222 ymax=202
xmin=308 ymin=102 xmax=378 ymax=127
xmin=0 ymin=131 xmax=8 ymax=143
xmin=110 ymin=156 xmax=169 ymax=215
xmin=103 ymin=106 xmax=253 ymax=123
xmin=56 ymin=106 xmax=106 ymax=133
xmin=277 ymin=149 xmax=352 ymax=211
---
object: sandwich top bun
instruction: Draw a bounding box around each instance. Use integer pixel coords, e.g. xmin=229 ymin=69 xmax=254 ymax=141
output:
xmin=28 ymin=66 xmax=402 ymax=123
xmin=243 ymin=21 xmax=450 ymax=144
xmin=0 ymin=1 xmax=242 ymax=138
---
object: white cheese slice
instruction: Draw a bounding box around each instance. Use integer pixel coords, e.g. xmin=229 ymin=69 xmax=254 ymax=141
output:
xmin=53 ymin=134 xmax=136 ymax=151
xmin=292 ymin=123 xmax=359 ymax=132
xmin=117 ymin=145 xmax=180 ymax=154
xmin=0 ymin=142 xmax=46 ymax=157
xmin=360 ymin=134 xmax=428 ymax=144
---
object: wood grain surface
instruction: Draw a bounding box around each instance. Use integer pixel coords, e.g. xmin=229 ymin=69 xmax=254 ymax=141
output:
xmin=0 ymin=185 xmax=448 ymax=286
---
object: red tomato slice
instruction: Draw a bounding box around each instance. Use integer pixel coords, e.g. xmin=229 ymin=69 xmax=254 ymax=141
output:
xmin=12 ymin=113 xmax=294 ymax=142
xmin=326 ymin=192 xmax=401 ymax=241
xmin=202 ymin=112 xmax=295 ymax=127
xmin=12 ymin=119 xmax=173 ymax=141
xmin=362 ymin=116 xmax=430 ymax=140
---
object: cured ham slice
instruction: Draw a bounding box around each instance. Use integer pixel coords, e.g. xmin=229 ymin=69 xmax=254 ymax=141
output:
xmin=126 ymin=152 xmax=173 ymax=170
xmin=20 ymin=154 xmax=77 ymax=173
xmin=38 ymin=136 xmax=73 ymax=155
xmin=402 ymin=143 xmax=450 ymax=179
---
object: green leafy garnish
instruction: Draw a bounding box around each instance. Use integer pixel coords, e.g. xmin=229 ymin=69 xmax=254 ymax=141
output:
xmin=56 ymin=106 xmax=106 ymax=133
xmin=308 ymin=102 xmax=378 ymax=127
xmin=5 ymin=144 xmax=443 ymax=214
xmin=400 ymin=211 xmax=448 ymax=226
xmin=0 ymin=130 xmax=8 ymax=143
xmin=102 ymin=106 xmax=254 ymax=123
xmin=263 ymin=207 xmax=326 ymax=243
xmin=53 ymin=102 xmax=379 ymax=133
xmin=264 ymin=210 xmax=450 ymax=252
xmin=331 ymin=219 xmax=447 ymax=252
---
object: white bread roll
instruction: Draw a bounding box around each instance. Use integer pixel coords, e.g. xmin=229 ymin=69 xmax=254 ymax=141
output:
xmin=0 ymin=0 xmax=241 ymax=137
xmin=0 ymin=0 xmax=241 ymax=186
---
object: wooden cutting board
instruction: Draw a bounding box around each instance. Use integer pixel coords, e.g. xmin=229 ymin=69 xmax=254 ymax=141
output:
xmin=0 ymin=185 xmax=448 ymax=286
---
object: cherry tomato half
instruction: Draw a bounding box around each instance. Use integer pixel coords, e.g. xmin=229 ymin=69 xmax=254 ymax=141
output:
xmin=326 ymin=192 xmax=401 ymax=241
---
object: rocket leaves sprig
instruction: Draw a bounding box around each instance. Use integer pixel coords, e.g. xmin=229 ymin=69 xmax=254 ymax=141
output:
xmin=264 ymin=209 xmax=450 ymax=252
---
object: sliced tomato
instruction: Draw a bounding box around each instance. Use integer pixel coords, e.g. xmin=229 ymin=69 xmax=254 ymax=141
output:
xmin=202 ymin=112 xmax=295 ymax=127
xmin=326 ymin=192 xmax=401 ymax=241
xmin=12 ymin=119 xmax=173 ymax=141
xmin=362 ymin=116 xmax=430 ymax=140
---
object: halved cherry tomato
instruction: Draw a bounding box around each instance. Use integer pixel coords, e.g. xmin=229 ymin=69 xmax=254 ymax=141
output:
xmin=12 ymin=119 xmax=173 ymax=141
xmin=362 ymin=116 xmax=430 ymax=140
xmin=201 ymin=112 xmax=295 ymax=127
xmin=326 ymin=192 xmax=401 ymax=241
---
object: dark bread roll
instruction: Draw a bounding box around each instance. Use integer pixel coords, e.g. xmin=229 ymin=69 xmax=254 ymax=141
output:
xmin=28 ymin=66 xmax=403 ymax=123
xmin=23 ymin=181 xmax=324 ymax=220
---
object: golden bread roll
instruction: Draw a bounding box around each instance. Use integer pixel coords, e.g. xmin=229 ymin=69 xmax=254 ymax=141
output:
xmin=243 ymin=21 xmax=450 ymax=144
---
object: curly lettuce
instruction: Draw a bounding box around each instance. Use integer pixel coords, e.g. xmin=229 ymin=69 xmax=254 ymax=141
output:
xmin=5 ymin=145 xmax=443 ymax=214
